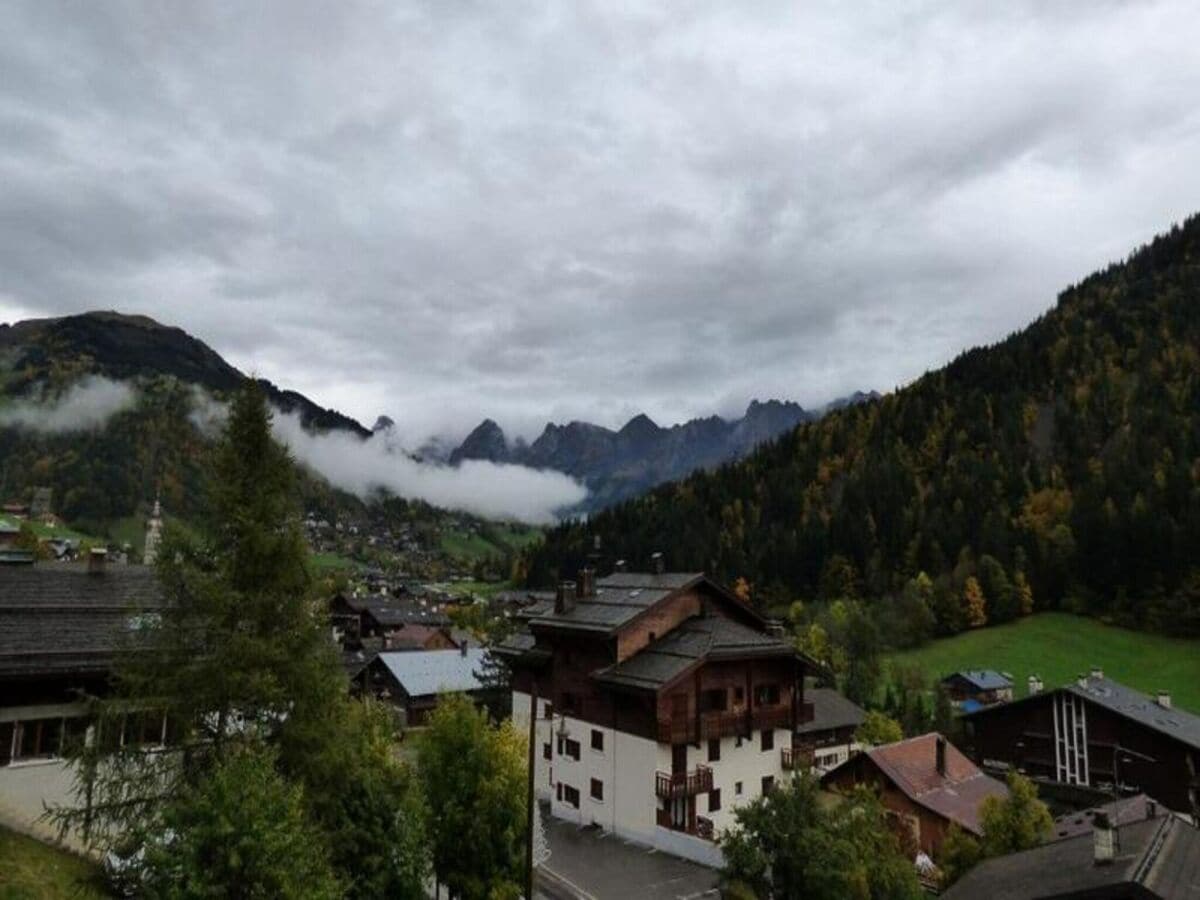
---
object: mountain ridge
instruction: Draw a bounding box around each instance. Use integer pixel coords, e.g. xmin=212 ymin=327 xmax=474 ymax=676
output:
xmin=444 ymin=394 xmax=878 ymax=512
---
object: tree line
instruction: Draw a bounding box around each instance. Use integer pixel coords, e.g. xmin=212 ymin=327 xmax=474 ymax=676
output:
xmin=51 ymin=385 xmax=528 ymax=899
xmin=527 ymin=215 xmax=1200 ymax=640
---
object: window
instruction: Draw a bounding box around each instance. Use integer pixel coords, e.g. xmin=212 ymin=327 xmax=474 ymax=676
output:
xmin=562 ymin=784 xmax=580 ymax=809
xmin=14 ymin=718 xmax=64 ymax=761
xmin=543 ymin=701 xmax=554 ymax=719
xmin=565 ymin=738 xmax=581 ymax=761
xmin=590 ymin=778 xmax=603 ymax=802
xmin=761 ymin=729 xmax=774 ymax=752
xmin=708 ymin=788 xmax=721 ymax=812
xmin=543 ymin=742 xmax=552 ymax=761
xmin=762 ymin=775 xmax=775 ymax=795
xmin=703 ymin=688 xmax=727 ymax=712
xmin=707 ymin=738 xmax=721 ymax=762
xmin=733 ymin=686 xmax=745 ymax=705
xmin=591 ymin=729 xmax=604 ymax=752
xmin=754 ymin=684 xmax=780 ymax=707
xmin=735 ymin=781 xmax=744 ymax=796
xmin=556 ymin=736 xmax=565 ymax=756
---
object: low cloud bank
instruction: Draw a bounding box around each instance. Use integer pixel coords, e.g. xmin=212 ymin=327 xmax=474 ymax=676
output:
xmin=0 ymin=376 xmax=136 ymax=432
xmin=272 ymin=409 xmax=586 ymax=524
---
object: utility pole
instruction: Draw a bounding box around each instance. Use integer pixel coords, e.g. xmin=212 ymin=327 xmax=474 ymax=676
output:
xmin=525 ymin=677 xmax=539 ymax=900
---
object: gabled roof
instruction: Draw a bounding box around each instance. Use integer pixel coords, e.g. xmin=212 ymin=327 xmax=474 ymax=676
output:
xmin=593 ymin=615 xmax=794 ymax=691
xmin=824 ymin=733 xmax=1008 ymax=835
xmin=374 ymin=648 xmax=488 ymax=698
xmin=346 ymin=594 xmax=451 ymax=628
xmin=942 ymin=669 xmax=1011 ymax=691
xmin=0 ymin=563 xmax=165 ymax=678
xmin=943 ymin=814 xmax=1200 ymax=900
xmin=1069 ymin=676 xmax=1200 ymax=751
xmin=1051 ymin=794 xmax=1162 ymax=842
xmin=795 ymin=687 xmax=867 ymax=735
xmin=965 ymin=675 xmax=1200 ymax=752
xmin=387 ymin=624 xmax=453 ymax=650
xmin=524 ymin=571 xmax=757 ymax=635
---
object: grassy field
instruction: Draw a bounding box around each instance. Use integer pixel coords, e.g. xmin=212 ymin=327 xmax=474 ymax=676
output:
xmin=439 ymin=524 xmax=541 ymax=563
xmin=435 ymin=580 xmax=513 ymax=599
xmin=310 ymin=551 xmax=358 ymax=573
xmin=0 ymin=827 xmax=112 ymax=899
xmin=887 ymin=612 xmax=1200 ymax=713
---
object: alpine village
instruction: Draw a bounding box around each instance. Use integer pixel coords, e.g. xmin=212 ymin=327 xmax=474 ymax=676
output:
xmin=4 ymin=8 xmax=1200 ymax=900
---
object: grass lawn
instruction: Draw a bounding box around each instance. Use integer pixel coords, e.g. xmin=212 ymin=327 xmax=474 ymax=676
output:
xmin=0 ymin=827 xmax=112 ymax=899
xmin=438 ymin=580 xmax=512 ymax=599
xmin=887 ymin=612 xmax=1200 ymax=713
xmin=439 ymin=524 xmax=542 ymax=564
xmin=310 ymin=551 xmax=358 ymax=573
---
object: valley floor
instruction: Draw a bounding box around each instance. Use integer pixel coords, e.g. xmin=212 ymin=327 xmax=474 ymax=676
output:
xmin=888 ymin=612 xmax=1200 ymax=713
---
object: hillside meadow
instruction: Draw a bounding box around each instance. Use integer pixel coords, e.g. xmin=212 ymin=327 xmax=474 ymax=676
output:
xmin=887 ymin=612 xmax=1200 ymax=713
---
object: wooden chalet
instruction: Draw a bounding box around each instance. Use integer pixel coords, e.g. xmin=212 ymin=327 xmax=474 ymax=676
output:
xmin=821 ymin=732 xmax=1009 ymax=857
xmin=962 ymin=671 xmax=1200 ymax=818
xmin=497 ymin=560 xmax=822 ymax=865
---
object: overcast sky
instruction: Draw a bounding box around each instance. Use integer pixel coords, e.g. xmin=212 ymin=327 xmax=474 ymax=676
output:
xmin=3 ymin=2 xmax=1200 ymax=444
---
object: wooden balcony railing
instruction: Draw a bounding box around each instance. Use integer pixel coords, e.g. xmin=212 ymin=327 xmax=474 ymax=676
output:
xmin=657 ymin=703 xmax=802 ymax=744
xmin=754 ymin=706 xmax=793 ymax=731
xmin=655 ymin=765 xmax=713 ymax=799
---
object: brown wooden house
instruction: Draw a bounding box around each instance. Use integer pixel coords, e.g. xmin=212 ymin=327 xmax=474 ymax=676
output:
xmin=821 ymin=732 xmax=1009 ymax=857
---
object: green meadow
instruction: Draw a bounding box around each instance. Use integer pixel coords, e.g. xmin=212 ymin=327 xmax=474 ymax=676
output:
xmin=887 ymin=612 xmax=1200 ymax=713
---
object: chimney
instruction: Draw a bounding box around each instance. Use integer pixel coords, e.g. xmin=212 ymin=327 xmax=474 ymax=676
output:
xmin=1028 ymin=674 xmax=1043 ymax=696
xmin=1156 ymin=690 xmax=1172 ymax=709
xmin=577 ymin=567 xmax=596 ymax=599
xmin=1077 ymin=673 xmax=1089 ymax=689
xmin=614 ymin=559 xmax=627 ymax=573
xmin=1093 ymin=811 xmax=1115 ymax=865
xmin=460 ymin=639 xmax=468 ymax=657
xmin=87 ymin=547 xmax=108 ymax=575
xmin=1090 ymin=666 xmax=1104 ymax=680
xmin=935 ymin=735 xmax=947 ymax=777
xmin=1146 ymin=798 xmax=1158 ymax=820
xmin=555 ymin=580 xmax=576 ymax=615
xmin=651 ymin=552 xmax=665 ymax=575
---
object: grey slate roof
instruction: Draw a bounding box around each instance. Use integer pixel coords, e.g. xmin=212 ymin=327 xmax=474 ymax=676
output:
xmin=375 ymin=648 xmax=488 ymax=698
xmin=524 ymin=571 xmax=713 ymax=634
xmin=963 ymin=675 xmax=1200 ymax=752
xmin=594 ymin=615 xmax=793 ymax=690
xmin=0 ymin=563 xmax=165 ymax=678
xmin=1068 ymin=676 xmax=1200 ymax=751
xmin=943 ymin=814 xmax=1200 ymax=900
xmin=356 ymin=595 xmax=451 ymax=628
xmin=1052 ymin=794 xmax=1162 ymax=842
xmin=795 ymin=687 xmax=867 ymax=735
xmin=944 ymin=669 xmax=1012 ymax=691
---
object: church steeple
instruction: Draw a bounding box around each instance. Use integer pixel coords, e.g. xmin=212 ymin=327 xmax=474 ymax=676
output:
xmin=144 ymin=492 xmax=163 ymax=566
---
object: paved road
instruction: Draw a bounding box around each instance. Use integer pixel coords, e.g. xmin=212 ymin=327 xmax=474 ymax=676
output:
xmin=539 ymin=814 xmax=719 ymax=900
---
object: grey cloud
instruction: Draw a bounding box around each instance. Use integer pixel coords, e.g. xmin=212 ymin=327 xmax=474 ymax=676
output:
xmin=0 ymin=377 xmax=136 ymax=432
xmin=2 ymin=1 xmax=1200 ymax=446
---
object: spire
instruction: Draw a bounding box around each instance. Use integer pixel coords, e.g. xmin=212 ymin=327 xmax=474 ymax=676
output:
xmin=144 ymin=491 xmax=164 ymax=566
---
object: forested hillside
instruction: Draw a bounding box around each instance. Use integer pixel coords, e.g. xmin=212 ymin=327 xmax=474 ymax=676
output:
xmin=0 ymin=313 xmax=375 ymax=536
xmin=528 ymin=217 xmax=1200 ymax=637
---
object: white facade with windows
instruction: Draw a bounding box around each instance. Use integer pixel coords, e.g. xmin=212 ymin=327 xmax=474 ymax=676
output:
xmin=512 ymin=689 xmax=787 ymax=863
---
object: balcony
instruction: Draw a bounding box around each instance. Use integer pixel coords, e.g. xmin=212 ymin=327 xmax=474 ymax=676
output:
xmin=655 ymin=765 xmax=713 ymax=799
xmin=657 ymin=704 xmax=800 ymax=744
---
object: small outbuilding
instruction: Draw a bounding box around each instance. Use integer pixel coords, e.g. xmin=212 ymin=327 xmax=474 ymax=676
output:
xmin=356 ymin=646 xmax=490 ymax=727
